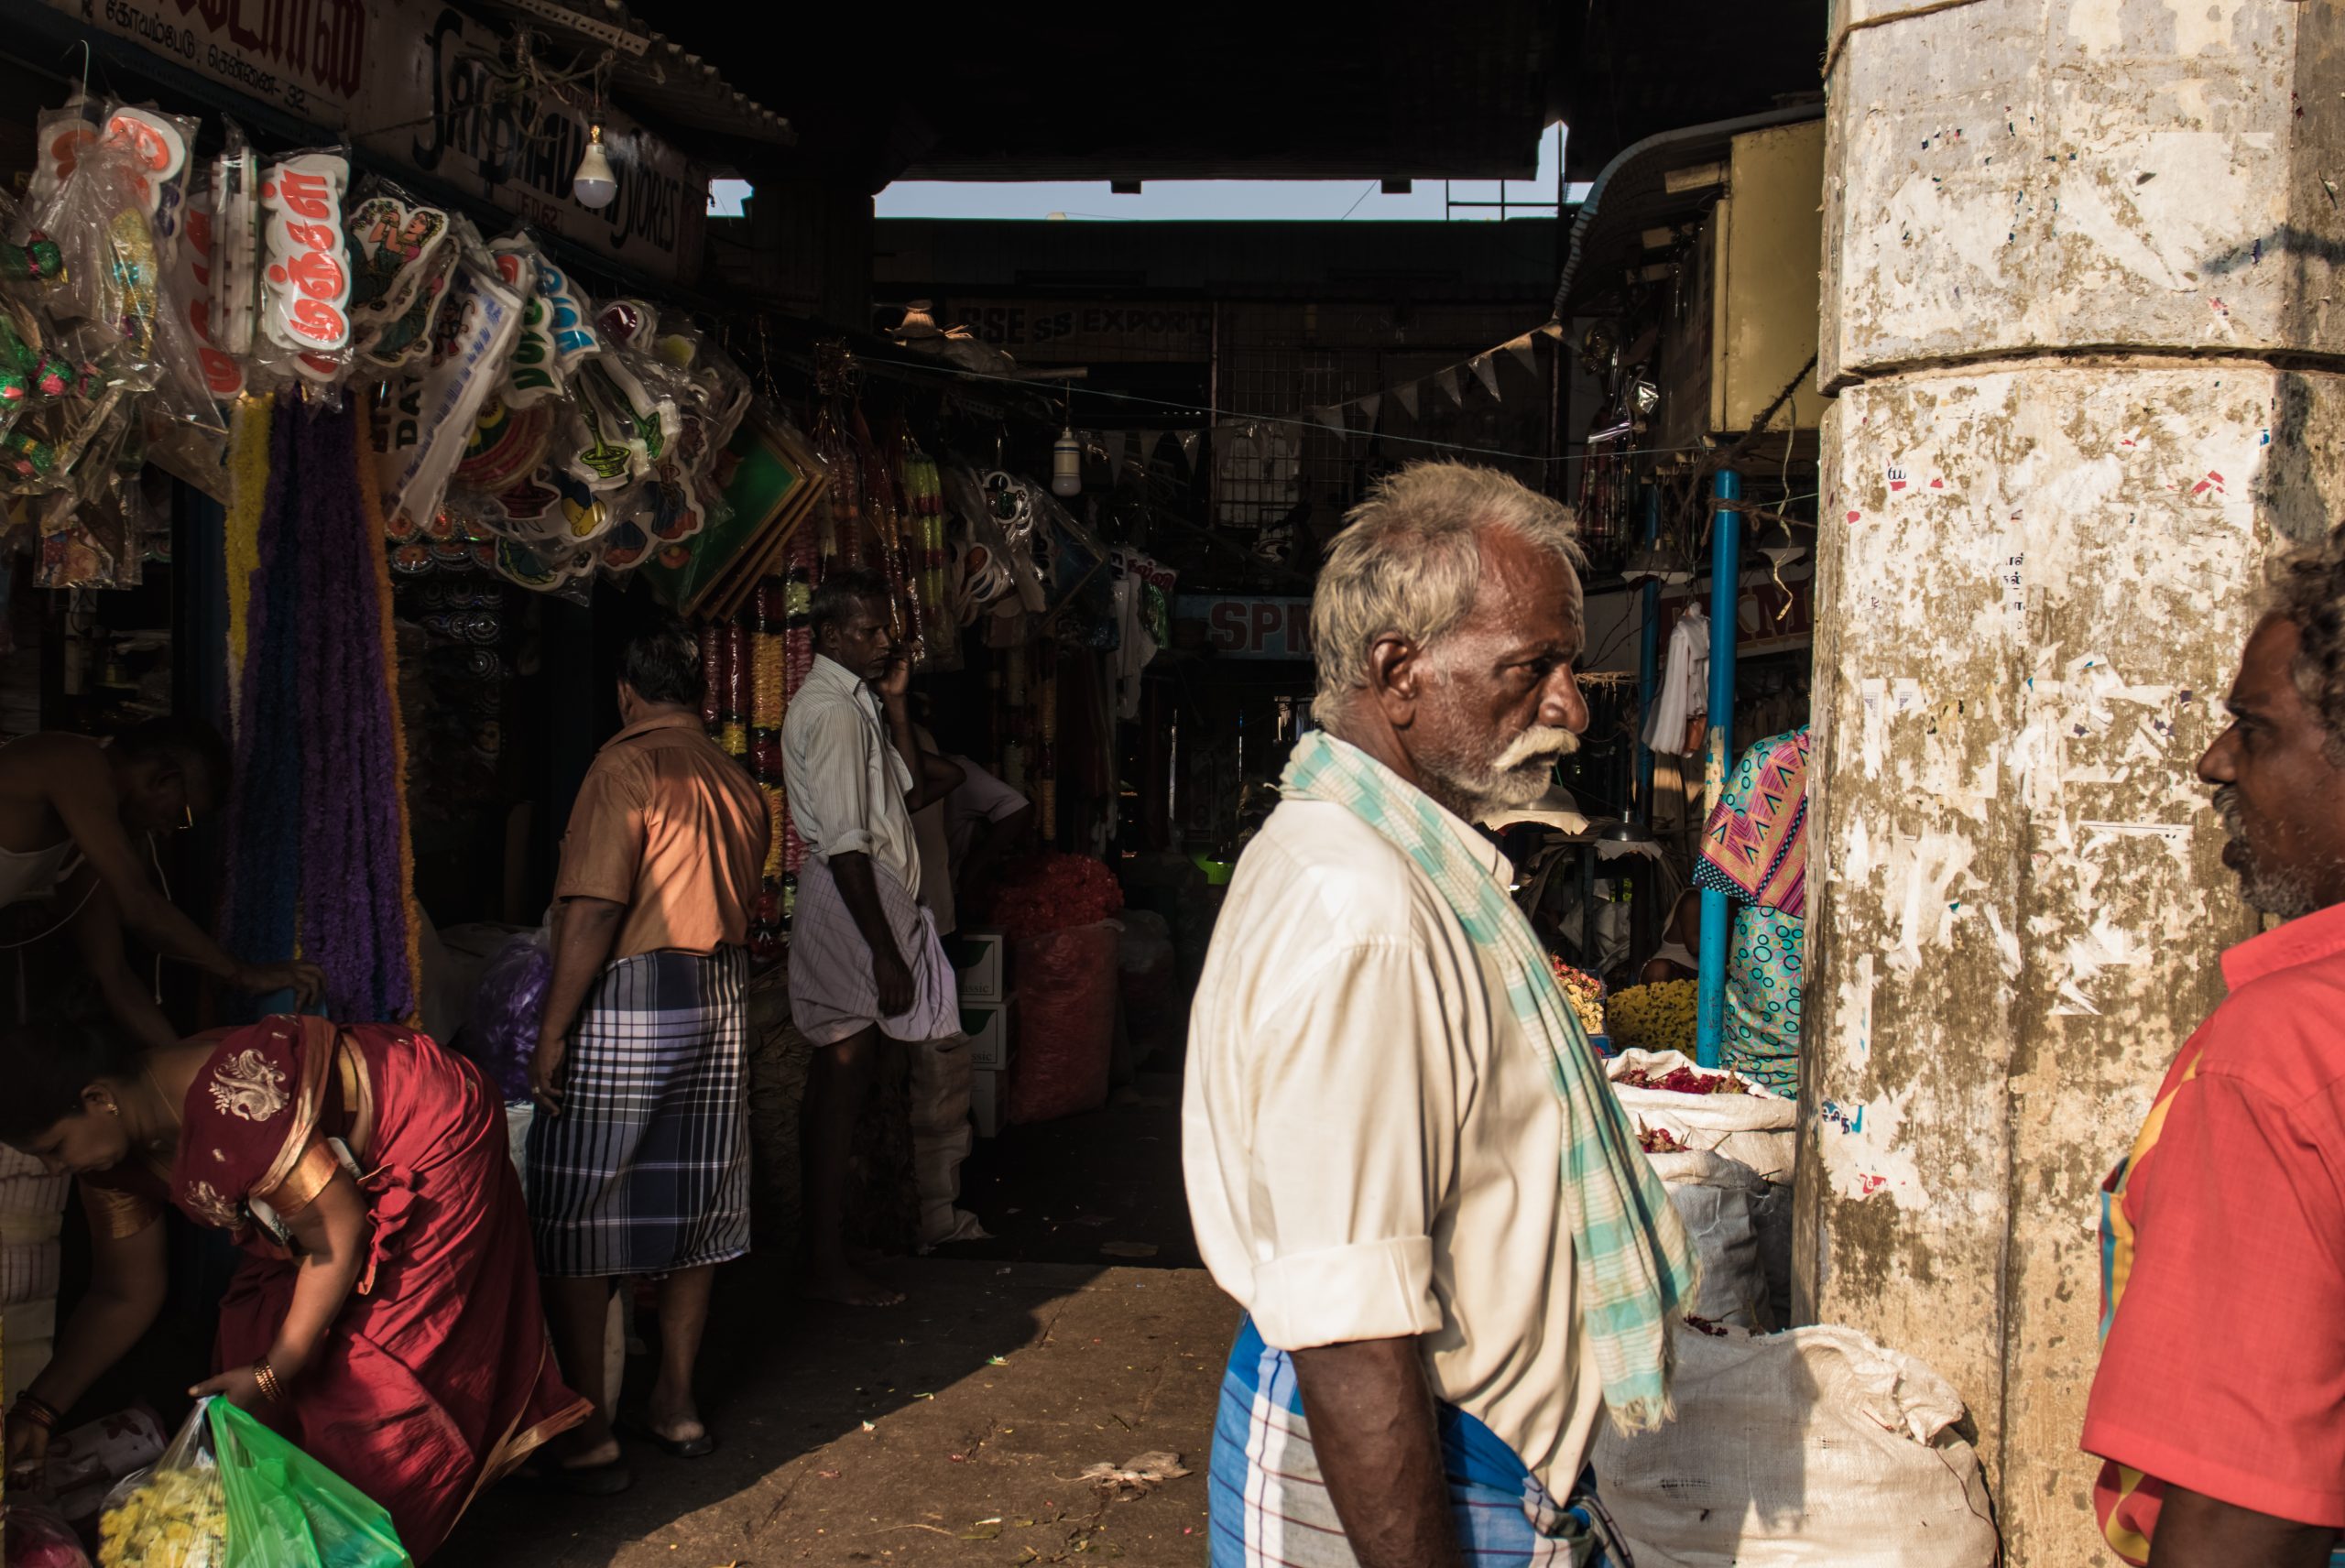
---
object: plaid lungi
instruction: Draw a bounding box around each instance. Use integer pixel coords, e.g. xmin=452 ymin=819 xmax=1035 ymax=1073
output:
xmin=1210 ymin=1316 xmax=1631 ymax=1567
xmin=788 ymin=855 xmax=959 ymax=1047
xmin=525 ymin=946 xmax=751 ymax=1278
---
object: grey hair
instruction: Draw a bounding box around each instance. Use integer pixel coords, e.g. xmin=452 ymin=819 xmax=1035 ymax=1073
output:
xmin=2274 ymin=521 xmax=2345 ymax=768
xmin=1309 ymin=462 xmax=1584 ymax=724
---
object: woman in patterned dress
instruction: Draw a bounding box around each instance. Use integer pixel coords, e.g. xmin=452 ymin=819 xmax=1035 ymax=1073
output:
xmin=0 ymin=1013 xmax=590 ymax=1560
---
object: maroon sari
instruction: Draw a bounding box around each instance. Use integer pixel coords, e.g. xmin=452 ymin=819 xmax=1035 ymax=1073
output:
xmin=168 ymin=1017 xmax=590 ymax=1559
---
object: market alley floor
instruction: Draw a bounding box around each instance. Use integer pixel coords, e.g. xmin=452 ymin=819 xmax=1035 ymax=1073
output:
xmin=443 ymin=1076 xmax=1229 ymax=1568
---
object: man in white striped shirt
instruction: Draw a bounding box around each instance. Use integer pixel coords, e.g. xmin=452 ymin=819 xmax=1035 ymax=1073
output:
xmin=781 ymin=569 xmax=960 ymax=1307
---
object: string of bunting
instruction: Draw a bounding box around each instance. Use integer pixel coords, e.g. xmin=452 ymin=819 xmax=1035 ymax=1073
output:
xmin=1068 ymin=319 xmax=1569 ymax=477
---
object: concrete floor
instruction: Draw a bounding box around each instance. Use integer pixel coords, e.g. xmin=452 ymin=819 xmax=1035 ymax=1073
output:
xmin=442 ymin=1082 xmax=1231 ymax=1568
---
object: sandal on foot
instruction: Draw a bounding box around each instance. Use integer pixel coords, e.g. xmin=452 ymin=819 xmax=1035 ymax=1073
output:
xmin=620 ymin=1417 xmax=716 ymax=1459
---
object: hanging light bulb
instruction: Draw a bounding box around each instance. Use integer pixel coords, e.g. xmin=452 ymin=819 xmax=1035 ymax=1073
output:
xmin=573 ymin=124 xmax=618 ymax=210
xmin=1051 ymin=425 xmax=1083 ymax=496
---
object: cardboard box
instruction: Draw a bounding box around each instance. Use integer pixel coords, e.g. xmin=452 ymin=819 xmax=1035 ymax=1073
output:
xmin=971 ymin=1067 xmax=1007 ymax=1138
xmin=955 ymin=928 xmax=1006 ymax=1003
xmin=962 ymin=998 xmax=1014 ymax=1071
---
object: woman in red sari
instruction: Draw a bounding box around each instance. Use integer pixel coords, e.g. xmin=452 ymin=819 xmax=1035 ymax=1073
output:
xmin=0 ymin=1013 xmax=592 ymax=1559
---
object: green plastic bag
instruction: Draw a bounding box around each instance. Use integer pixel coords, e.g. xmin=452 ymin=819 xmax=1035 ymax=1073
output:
xmin=206 ymin=1399 xmax=411 ymax=1568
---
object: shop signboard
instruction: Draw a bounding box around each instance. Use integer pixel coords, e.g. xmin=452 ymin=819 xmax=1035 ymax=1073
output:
xmin=943 ymin=299 xmax=1212 ymax=363
xmin=41 ymin=0 xmax=708 ymax=282
xmin=1175 ymin=594 xmax=1314 ymax=661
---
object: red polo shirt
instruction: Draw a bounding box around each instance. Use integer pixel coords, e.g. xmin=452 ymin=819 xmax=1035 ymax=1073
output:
xmin=2083 ymin=899 xmax=2345 ymax=1562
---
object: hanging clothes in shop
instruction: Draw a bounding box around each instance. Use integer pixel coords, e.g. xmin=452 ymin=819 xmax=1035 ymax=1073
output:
xmin=1642 ymin=606 xmax=1707 ymax=757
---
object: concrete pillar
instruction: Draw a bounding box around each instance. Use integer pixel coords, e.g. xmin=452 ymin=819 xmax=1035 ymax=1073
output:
xmin=1801 ymin=5 xmax=2345 ymax=1563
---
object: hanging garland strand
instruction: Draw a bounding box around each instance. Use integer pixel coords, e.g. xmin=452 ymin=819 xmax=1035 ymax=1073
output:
xmin=222 ymin=396 xmax=420 ymax=1025
xmin=351 ymin=391 xmax=426 ymax=1028
xmin=221 ymin=404 xmax=304 ymax=1006
xmin=222 ymin=394 xmax=272 ymax=731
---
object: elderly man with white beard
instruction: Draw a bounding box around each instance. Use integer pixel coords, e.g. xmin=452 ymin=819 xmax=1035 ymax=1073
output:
xmin=1182 ymin=463 xmax=1696 ymax=1568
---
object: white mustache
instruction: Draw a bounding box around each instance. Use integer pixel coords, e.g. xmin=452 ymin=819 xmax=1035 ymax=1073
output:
xmin=1493 ymin=726 xmax=1580 ymax=770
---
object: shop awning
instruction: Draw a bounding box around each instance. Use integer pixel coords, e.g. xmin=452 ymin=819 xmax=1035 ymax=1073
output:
xmin=1551 ymin=102 xmax=1825 ymax=318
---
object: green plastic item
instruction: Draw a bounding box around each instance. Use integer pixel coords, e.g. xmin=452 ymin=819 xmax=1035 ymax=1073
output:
xmin=1190 ymin=853 xmax=1233 ymax=887
xmin=208 ymin=1399 xmax=413 ymax=1568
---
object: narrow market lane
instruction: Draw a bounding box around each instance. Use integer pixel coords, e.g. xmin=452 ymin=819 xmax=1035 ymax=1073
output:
xmin=443 ymin=1258 xmax=1229 ymax=1568
xmin=442 ymin=1076 xmax=1229 ymax=1568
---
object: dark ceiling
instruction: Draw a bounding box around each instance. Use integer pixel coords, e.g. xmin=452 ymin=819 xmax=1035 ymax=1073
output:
xmin=617 ymin=1 xmax=1826 ymax=192
xmin=1555 ymin=0 xmax=1829 ymax=180
xmin=643 ymin=2 xmax=1565 ymax=190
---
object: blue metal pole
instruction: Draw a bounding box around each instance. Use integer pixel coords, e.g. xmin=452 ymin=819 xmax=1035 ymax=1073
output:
xmin=1632 ymin=483 xmax=1662 ymax=825
xmin=1695 ymin=469 xmax=1742 ymax=1069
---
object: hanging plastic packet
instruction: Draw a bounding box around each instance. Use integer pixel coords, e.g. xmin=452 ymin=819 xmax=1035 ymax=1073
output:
xmin=382 ymin=253 xmax=522 ymax=534
xmin=38 ymin=131 xmax=225 ymax=435
xmin=104 ymin=103 xmax=202 ymax=263
xmin=169 ymin=169 xmax=245 ymax=402
xmin=485 ymin=236 xmax=556 ymax=406
xmin=36 ymin=485 xmax=121 ymax=589
xmin=25 ymin=95 xmax=103 ymax=218
xmin=345 ymin=178 xmax=452 ymax=371
xmin=487 ymin=234 xmax=599 ymax=406
xmin=253 ymin=148 xmax=356 ymax=389
xmin=208 ymin=121 xmax=262 ymax=360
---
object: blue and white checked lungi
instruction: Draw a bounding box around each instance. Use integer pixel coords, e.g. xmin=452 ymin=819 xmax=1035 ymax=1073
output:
xmin=525 ymin=946 xmax=750 ymax=1277
xmin=1210 ymin=1316 xmax=1631 ymax=1567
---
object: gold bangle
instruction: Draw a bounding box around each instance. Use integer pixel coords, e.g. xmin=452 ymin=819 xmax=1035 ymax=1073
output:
xmin=253 ymin=1361 xmax=286 ymax=1404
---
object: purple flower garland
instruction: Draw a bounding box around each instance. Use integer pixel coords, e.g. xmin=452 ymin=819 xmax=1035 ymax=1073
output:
xmin=223 ymin=397 xmax=416 ymax=1024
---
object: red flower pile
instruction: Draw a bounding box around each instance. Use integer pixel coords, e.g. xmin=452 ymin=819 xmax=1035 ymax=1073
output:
xmin=1614 ymin=1064 xmax=1755 ymax=1095
xmin=1637 ymin=1123 xmax=1688 ymax=1154
xmin=985 ymin=852 xmax=1125 ymax=940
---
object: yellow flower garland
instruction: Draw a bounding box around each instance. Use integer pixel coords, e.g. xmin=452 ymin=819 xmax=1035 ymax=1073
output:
xmin=222 ymin=393 xmax=274 ymax=732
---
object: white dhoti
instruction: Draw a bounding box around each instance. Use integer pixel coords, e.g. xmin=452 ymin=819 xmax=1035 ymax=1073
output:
xmin=787 ymin=855 xmax=960 ymax=1046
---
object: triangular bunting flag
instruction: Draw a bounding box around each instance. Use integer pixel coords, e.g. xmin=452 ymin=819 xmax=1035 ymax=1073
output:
xmin=1107 ymin=431 xmax=1129 ymax=472
xmin=1177 ymin=430 xmax=1202 ymax=465
xmin=1312 ymin=405 xmax=1348 ymax=433
xmin=1394 ymin=380 xmax=1421 ymax=419
xmin=1537 ymin=319 xmax=1567 ymax=340
xmin=1505 ymin=334 xmax=1539 ymax=376
xmin=1434 ymin=365 xmax=1463 ymax=407
xmin=1468 ymin=355 xmax=1501 ymax=400
xmin=1358 ymin=393 xmax=1382 ymax=424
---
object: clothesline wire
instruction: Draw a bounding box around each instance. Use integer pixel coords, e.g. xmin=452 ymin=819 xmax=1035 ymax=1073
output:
xmin=852 ymin=349 xmax=1730 ymax=467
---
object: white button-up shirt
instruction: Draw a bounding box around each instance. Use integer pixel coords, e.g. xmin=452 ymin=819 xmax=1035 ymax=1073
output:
xmin=1183 ymin=789 xmax=1607 ymax=1497
xmin=780 ymin=655 xmax=921 ymax=898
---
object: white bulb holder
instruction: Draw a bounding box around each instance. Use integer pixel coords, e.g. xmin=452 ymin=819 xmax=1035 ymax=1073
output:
xmin=573 ymin=124 xmax=618 ymax=210
xmin=1051 ymin=426 xmax=1083 ymax=497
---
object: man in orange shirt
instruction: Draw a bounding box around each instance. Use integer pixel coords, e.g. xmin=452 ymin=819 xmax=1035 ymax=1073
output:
xmin=524 ymin=621 xmax=768 ymax=1487
xmin=2083 ymin=528 xmax=2345 ymax=1567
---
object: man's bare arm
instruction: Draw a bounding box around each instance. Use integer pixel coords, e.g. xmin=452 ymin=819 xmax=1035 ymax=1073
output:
xmin=1286 ymin=1336 xmax=1465 ymax=1568
xmin=65 ymin=872 xmax=178 ymax=1052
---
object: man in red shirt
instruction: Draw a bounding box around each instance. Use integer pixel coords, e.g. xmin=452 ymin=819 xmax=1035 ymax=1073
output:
xmin=2083 ymin=529 xmax=2345 ymax=1567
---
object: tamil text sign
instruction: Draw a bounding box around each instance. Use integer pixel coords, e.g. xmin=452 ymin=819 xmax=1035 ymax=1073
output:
xmin=48 ymin=0 xmax=706 ymax=281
